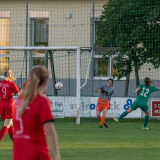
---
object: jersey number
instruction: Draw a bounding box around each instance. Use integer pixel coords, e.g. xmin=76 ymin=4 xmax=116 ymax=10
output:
xmin=2 ymin=87 xmax=6 ymax=97
xmin=140 ymin=87 xmax=149 ymax=97
xmin=15 ymin=110 xmax=24 ymax=134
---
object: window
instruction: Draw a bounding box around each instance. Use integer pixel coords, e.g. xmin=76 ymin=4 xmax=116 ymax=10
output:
xmin=0 ymin=18 xmax=9 ymax=75
xmin=94 ymin=20 xmax=110 ymax=78
xmin=31 ymin=19 xmax=48 ymax=66
xmin=94 ymin=54 xmax=109 ymax=77
xmin=93 ymin=19 xmax=126 ymax=80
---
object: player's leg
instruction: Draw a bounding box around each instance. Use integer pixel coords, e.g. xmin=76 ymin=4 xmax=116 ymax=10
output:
xmin=114 ymin=108 xmax=133 ymax=122
xmin=0 ymin=119 xmax=12 ymax=141
xmin=100 ymin=108 xmax=109 ymax=128
xmin=0 ymin=103 xmax=7 ymax=142
xmin=96 ymin=110 xmax=103 ymax=128
xmin=8 ymin=120 xmax=14 ymax=140
xmin=0 ymin=101 xmax=15 ymax=141
xmin=141 ymin=105 xmax=149 ymax=130
xmin=101 ymin=101 xmax=110 ymax=128
xmin=96 ymin=100 xmax=103 ymax=125
xmin=113 ymin=101 xmax=137 ymax=122
xmin=96 ymin=110 xmax=101 ymax=122
xmin=6 ymin=101 xmax=15 ymax=140
xmin=96 ymin=98 xmax=102 ymax=122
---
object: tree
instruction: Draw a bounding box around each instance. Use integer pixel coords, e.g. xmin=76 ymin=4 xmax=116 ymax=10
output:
xmin=96 ymin=0 xmax=160 ymax=95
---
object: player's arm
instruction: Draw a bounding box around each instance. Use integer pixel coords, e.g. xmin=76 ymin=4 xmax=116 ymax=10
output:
xmin=96 ymin=85 xmax=102 ymax=92
xmin=96 ymin=85 xmax=106 ymax=93
xmin=43 ymin=122 xmax=61 ymax=160
xmin=13 ymin=83 xmax=20 ymax=96
xmin=18 ymin=90 xmax=23 ymax=96
xmin=151 ymin=81 xmax=160 ymax=91
xmin=40 ymin=98 xmax=60 ymax=160
xmin=15 ymin=92 xmax=20 ymax=96
xmin=133 ymin=87 xmax=140 ymax=95
xmin=96 ymin=89 xmax=101 ymax=92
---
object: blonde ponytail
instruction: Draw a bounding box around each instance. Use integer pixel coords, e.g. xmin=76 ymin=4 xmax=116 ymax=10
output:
xmin=4 ymin=69 xmax=16 ymax=81
xmin=18 ymin=65 xmax=49 ymax=116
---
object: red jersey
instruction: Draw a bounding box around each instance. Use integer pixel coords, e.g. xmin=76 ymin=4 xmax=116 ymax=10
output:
xmin=13 ymin=94 xmax=54 ymax=160
xmin=22 ymin=80 xmax=28 ymax=90
xmin=0 ymin=80 xmax=19 ymax=101
xmin=23 ymin=80 xmax=46 ymax=94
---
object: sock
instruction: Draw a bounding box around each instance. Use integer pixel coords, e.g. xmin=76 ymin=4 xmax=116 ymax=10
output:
xmin=144 ymin=115 xmax=149 ymax=128
xmin=0 ymin=126 xmax=8 ymax=141
xmin=100 ymin=115 xmax=105 ymax=126
xmin=98 ymin=116 xmax=101 ymax=122
xmin=8 ymin=126 xmax=14 ymax=141
xmin=118 ymin=111 xmax=128 ymax=120
xmin=104 ymin=121 xmax=108 ymax=125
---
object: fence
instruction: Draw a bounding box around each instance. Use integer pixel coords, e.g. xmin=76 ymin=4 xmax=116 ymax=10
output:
xmin=0 ymin=0 xmax=160 ymax=97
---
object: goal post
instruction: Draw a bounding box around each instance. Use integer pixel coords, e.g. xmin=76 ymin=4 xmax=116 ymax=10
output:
xmin=0 ymin=46 xmax=92 ymax=124
xmin=76 ymin=47 xmax=81 ymax=124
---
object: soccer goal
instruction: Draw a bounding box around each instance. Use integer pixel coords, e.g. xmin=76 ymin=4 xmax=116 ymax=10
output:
xmin=0 ymin=46 xmax=92 ymax=124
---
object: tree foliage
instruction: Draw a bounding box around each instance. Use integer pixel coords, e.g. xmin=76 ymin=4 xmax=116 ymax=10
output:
xmin=96 ymin=0 xmax=160 ymax=79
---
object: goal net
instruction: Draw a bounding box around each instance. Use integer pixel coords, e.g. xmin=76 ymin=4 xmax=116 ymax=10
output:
xmin=0 ymin=46 xmax=92 ymax=124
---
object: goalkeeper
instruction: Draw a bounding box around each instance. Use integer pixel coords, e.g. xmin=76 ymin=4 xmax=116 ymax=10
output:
xmin=96 ymin=78 xmax=114 ymax=128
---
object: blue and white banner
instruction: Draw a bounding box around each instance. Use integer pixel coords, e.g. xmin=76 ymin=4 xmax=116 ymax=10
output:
xmin=48 ymin=97 xmax=141 ymax=118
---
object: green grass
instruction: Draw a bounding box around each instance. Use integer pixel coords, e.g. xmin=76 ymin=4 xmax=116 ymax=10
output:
xmin=1 ymin=119 xmax=160 ymax=160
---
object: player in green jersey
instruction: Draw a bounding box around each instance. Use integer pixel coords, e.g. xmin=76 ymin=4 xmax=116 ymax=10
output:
xmin=113 ymin=77 xmax=160 ymax=130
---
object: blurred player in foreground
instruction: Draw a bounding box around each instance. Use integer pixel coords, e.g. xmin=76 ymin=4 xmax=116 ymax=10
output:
xmin=0 ymin=69 xmax=19 ymax=142
xmin=113 ymin=77 xmax=160 ymax=130
xmin=96 ymin=78 xmax=114 ymax=128
xmin=13 ymin=65 xmax=60 ymax=160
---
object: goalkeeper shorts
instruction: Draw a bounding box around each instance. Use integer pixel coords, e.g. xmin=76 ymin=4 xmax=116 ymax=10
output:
xmin=96 ymin=98 xmax=110 ymax=112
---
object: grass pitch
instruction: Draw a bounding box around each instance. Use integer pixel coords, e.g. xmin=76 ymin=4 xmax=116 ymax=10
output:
xmin=0 ymin=119 xmax=160 ymax=160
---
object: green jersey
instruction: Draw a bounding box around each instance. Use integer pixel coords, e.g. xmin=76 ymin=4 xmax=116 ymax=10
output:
xmin=136 ymin=84 xmax=158 ymax=104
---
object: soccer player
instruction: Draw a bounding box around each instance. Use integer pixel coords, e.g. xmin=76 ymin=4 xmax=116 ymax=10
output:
xmin=96 ymin=78 xmax=114 ymax=128
xmin=113 ymin=77 xmax=160 ymax=130
xmin=21 ymin=79 xmax=46 ymax=95
xmin=13 ymin=65 xmax=60 ymax=160
xmin=0 ymin=69 xmax=19 ymax=142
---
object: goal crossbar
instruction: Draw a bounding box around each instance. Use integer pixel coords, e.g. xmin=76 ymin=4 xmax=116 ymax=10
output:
xmin=0 ymin=46 xmax=91 ymax=51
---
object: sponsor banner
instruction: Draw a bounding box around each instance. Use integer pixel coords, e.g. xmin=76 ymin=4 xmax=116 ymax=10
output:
xmin=48 ymin=97 xmax=141 ymax=118
xmin=151 ymin=100 xmax=160 ymax=117
xmin=13 ymin=96 xmax=141 ymax=118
